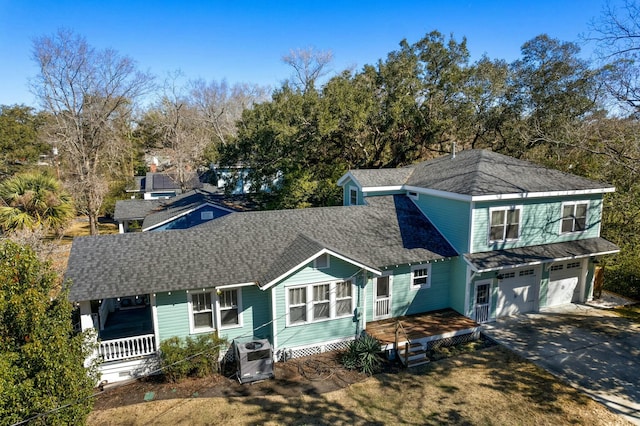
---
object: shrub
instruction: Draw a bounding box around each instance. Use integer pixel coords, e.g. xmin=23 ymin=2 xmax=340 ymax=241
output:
xmin=341 ymin=335 xmax=382 ymax=375
xmin=159 ymin=333 xmax=227 ymax=382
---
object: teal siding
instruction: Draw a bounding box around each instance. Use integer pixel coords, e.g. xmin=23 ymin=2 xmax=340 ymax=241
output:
xmin=341 ymin=178 xmax=364 ymax=205
xmin=363 ymin=190 xmax=405 ymax=197
xmin=448 ymin=257 xmax=469 ymax=315
xmin=471 ymin=194 xmax=603 ymax=253
xmin=273 ymin=256 xmax=364 ymax=349
xmin=155 ymin=286 xmax=271 ymax=344
xmin=367 ymin=261 xmax=452 ymax=323
xmin=156 ymin=291 xmax=190 ymax=341
xmin=412 ymin=193 xmax=470 ymax=253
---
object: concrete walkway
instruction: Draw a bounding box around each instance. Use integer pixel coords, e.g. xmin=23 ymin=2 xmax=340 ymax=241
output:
xmin=482 ymin=304 xmax=640 ymax=425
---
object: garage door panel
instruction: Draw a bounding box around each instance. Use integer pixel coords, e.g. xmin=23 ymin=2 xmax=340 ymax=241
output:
xmin=497 ymin=268 xmax=538 ymax=317
xmin=548 ymin=261 xmax=583 ymax=307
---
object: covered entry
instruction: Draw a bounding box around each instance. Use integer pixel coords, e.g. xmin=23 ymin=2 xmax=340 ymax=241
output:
xmin=547 ymin=260 xmax=583 ymax=306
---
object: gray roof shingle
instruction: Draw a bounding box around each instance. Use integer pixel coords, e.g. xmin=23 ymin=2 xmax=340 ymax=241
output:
xmin=66 ymin=195 xmax=457 ymax=301
xmin=349 ymin=150 xmax=613 ymax=196
xmin=464 ymin=237 xmax=620 ymax=272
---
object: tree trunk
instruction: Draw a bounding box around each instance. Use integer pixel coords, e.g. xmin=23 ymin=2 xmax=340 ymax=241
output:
xmin=88 ymin=212 xmax=98 ymax=236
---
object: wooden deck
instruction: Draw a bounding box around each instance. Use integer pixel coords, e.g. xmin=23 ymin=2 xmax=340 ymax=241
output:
xmin=366 ymin=309 xmax=479 ymax=346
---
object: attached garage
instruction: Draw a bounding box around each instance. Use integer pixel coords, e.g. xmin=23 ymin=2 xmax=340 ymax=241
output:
xmin=496 ymin=267 xmax=539 ymax=317
xmin=547 ymin=260 xmax=583 ymax=307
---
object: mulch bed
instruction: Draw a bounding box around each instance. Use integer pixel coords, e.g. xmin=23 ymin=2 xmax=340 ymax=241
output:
xmin=92 ymin=351 xmax=370 ymax=411
xmin=92 ymin=336 xmax=496 ymax=411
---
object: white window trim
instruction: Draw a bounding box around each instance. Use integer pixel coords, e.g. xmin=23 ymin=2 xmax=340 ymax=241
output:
xmin=285 ymin=280 xmax=355 ymax=327
xmin=188 ymin=288 xmax=243 ymax=334
xmin=187 ymin=291 xmax=215 ymax=334
xmin=559 ymin=201 xmax=589 ymax=235
xmin=488 ymin=205 xmax=523 ymax=244
xmin=411 ymin=264 xmax=432 ymax=290
xmin=313 ymin=253 xmax=330 ymax=269
xmin=216 ymin=288 xmax=243 ymax=330
xmin=348 ymin=186 xmax=358 ymax=206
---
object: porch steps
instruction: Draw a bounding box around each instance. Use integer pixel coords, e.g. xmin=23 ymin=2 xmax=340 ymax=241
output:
xmin=397 ymin=341 xmax=430 ymax=368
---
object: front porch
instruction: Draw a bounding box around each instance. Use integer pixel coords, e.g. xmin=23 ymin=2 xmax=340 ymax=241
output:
xmin=366 ymin=309 xmax=480 ymax=367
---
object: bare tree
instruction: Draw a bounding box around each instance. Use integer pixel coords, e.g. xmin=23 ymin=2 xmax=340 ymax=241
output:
xmin=588 ymin=0 xmax=640 ymax=112
xmin=31 ymin=29 xmax=154 ymax=234
xmin=153 ymin=73 xmax=212 ymax=191
xmin=282 ymin=47 xmax=334 ymax=92
xmin=189 ymin=79 xmax=269 ymax=147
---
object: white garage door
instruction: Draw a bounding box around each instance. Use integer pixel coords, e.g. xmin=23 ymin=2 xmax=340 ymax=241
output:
xmin=497 ymin=267 xmax=538 ymax=317
xmin=547 ymin=260 xmax=583 ymax=307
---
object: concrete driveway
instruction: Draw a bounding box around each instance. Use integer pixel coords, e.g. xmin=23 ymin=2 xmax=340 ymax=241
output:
xmin=482 ymin=304 xmax=640 ymax=425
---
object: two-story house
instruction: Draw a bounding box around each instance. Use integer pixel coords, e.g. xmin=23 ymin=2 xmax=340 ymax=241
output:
xmin=66 ymin=149 xmax=619 ymax=383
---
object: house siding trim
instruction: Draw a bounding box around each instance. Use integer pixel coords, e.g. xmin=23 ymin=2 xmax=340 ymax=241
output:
xmin=260 ymin=248 xmax=381 ymax=291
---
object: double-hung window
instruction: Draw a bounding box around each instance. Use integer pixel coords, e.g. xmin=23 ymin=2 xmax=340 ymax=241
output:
xmin=192 ymin=292 xmax=214 ymax=330
xmin=411 ymin=265 xmax=431 ymax=289
xmin=288 ymin=280 xmax=353 ymax=325
xmin=561 ymin=202 xmax=588 ymax=233
xmin=313 ymin=284 xmax=330 ymax=320
xmin=489 ymin=207 xmax=521 ymax=242
xmin=349 ymin=187 xmax=358 ymax=205
xmin=219 ymin=289 xmax=240 ymax=327
xmin=335 ymin=281 xmax=353 ymax=316
xmin=289 ymin=287 xmax=307 ymax=324
xmin=190 ymin=288 xmax=242 ymax=333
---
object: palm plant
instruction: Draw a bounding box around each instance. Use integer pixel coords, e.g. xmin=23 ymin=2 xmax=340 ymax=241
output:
xmin=0 ymin=172 xmax=74 ymax=233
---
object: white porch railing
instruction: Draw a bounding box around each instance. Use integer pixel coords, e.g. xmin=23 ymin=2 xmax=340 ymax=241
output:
xmin=375 ymin=298 xmax=390 ymax=318
xmin=475 ymin=303 xmax=490 ymax=323
xmin=98 ymin=334 xmax=156 ymax=362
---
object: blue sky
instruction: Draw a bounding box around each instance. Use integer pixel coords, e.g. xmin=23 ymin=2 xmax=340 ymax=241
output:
xmin=0 ymin=1 xmax=621 ymax=107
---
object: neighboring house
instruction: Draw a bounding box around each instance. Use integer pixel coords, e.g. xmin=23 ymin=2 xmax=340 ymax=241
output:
xmin=125 ymin=172 xmax=205 ymax=200
xmin=66 ymin=149 xmax=619 ymax=384
xmin=113 ymin=189 xmax=239 ymax=233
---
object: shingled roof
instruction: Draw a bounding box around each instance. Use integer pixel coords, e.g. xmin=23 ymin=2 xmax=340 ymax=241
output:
xmin=66 ymin=195 xmax=457 ymax=301
xmin=114 ymin=189 xmax=257 ymax=227
xmin=344 ymin=150 xmax=613 ymax=196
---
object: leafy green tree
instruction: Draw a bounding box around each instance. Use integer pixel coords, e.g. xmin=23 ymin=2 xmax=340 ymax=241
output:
xmin=0 ymin=172 xmax=74 ymax=234
xmin=0 ymin=105 xmax=49 ymax=177
xmin=0 ymin=240 xmax=97 ymax=425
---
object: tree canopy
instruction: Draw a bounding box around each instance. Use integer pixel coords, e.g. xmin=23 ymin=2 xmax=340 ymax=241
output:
xmin=0 ymin=240 xmax=97 ymax=425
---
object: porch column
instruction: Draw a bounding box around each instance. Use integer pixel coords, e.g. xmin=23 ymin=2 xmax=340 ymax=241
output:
xmin=150 ymin=293 xmax=160 ymax=351
xmin=78 ymin=300 xmax=95 ymax=332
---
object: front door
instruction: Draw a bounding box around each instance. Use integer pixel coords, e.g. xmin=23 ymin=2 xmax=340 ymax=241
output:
xmin=475 ymin=281 xmax=491 ymax=323
xmin=374 ymin=275 xmax=391 ymax=319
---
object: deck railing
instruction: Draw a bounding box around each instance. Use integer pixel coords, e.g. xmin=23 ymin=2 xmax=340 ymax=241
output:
xmin=98 ymin=334 xmax=156 ymax=362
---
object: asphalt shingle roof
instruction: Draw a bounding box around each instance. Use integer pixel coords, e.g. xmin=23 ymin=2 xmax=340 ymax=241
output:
xmin=141 ymin=190 xmax=234 ymax=230
xmin=464 ymin=238 xmax=620 ymax=272
xmin=66 ymin=195 xmax=457 ymax=301
xmin=349 ymin=150 xmax=613 ymax=196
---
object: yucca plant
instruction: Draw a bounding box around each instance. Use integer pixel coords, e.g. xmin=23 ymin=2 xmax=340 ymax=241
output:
xmin=341 ymin=334 xmax=382 ymax=375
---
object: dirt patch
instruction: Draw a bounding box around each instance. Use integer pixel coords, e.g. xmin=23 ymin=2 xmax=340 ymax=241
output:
xmin=93 ymin=351 xmax=370 ymax=411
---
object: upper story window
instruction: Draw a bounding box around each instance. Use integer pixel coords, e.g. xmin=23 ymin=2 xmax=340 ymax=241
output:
xmin=314 ymin=253 xmax=330 ymax=269
xmin=349 ymin=186 xmax=358 ymax=205
xmin=489 ymin=206 xmax=521 ymax=243
xmin=561 ymin=202 xmax=588 ymax=234
xmin=411 ymin=265 xmax=431 ymax=289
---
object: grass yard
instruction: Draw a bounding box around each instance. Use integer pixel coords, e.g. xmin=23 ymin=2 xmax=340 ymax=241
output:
xmin=614 ymin=304 xmax=640 ymax=322
xmin=87 ymin=346 xmax=628 ymax=426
